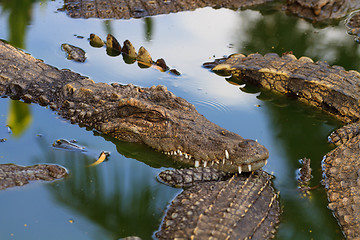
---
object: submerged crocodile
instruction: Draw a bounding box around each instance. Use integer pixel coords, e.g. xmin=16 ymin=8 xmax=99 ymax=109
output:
xmin=0 ymin=163 xmax=67 ymax=190
xmin=62 ymin=0 xmax=360 ymax=22
xmin=204 ymin=52 xmax=360 ymax=239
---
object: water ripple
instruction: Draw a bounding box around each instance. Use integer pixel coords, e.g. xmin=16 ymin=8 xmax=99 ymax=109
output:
xmin=193 ymin=99 xmax=231 ymax=113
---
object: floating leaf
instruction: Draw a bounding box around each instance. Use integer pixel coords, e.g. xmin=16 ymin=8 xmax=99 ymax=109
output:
xmin=88 ymin=151 xmax=108 ymax=167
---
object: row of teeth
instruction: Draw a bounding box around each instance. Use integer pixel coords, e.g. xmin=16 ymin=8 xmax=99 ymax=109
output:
xmin=164 ymin=149 xmax=266 ymax=173
xmin=164 ymin=149 xmax=193 ymax=159
xmin=164 ymin=149 xmax=230 ymax=161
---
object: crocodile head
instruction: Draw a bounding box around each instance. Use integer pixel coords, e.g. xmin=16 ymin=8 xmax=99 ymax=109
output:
xmin=12 ymin=72 xmax=268 ymax=174
xmin=0 ymin=41 xmax=268 ymax=174
xmin=75 ymin=83 xmax=269 ymax=173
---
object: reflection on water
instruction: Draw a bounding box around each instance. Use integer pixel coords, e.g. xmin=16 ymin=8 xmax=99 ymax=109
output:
xmin=36 ymin=137 xmax=166 ymax=239
xmin=7 ymin=100 xmax=32 ymax=137
xmin=238 ymin=10 xmax=360 ymax=71
xmin=144 ymin=18 xmax=153 ymax=42
xmin=0 ymin=0 xmax=37 ymax=48
xmin=1 ymin=0 xmax=359 ymax=239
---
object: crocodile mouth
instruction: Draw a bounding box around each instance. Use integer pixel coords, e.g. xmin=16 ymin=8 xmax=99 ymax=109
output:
xmin=163 ymin=141 xmax=269 ymax=174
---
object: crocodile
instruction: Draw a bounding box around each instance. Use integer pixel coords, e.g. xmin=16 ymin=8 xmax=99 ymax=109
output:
xmin=0 ymin=40 xmax=268 ymax=174
xmin=156 ymin=168 xmax=280 ymax=239
xmin=204 ymin=52 xmax=360 ymax=238
xmin=0 ymin=40 xmax=277 ymax=238
xmin=62 ymin=0 xmax=271 ymax=20
xmin=62 ymin=0 xmax=360 ymax=23
xmin=0 ymin=163 xmax=68 ymax=190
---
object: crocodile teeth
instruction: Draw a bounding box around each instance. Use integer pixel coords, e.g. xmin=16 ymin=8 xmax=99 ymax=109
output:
xmin=184 ymin=153 xmax=188 ymax=158
xmin=177 ymin=149 xmax=182 ymax=156
xmin=203 ymin=161 xmax=207 ymax=167
xmin=222 ymin=158 xmax=225 ymax=165
xmin=211 ymin=161 xmax=214 ymax=166
xmin=173 ymin=151 xmax=177 ymax=156
xmin=195 ymin=160 xmax=200 ymax=168
xmin=265 ymin=160 xmax=268 ymax=166
xmin=225 ymin=150 xmax=229 ymax=159
xmin=238 ymin=166 xmax=242 ymax=174
xmin=248 ymin=164 xmax=252 ymax=171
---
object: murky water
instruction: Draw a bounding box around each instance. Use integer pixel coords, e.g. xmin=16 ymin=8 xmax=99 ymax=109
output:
xmin=1 ymin=0 xmax=359 ymax=239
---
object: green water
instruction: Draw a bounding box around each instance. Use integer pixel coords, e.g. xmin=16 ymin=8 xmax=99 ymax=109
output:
xmin=0 ymin=0 xmax=358 ymax=239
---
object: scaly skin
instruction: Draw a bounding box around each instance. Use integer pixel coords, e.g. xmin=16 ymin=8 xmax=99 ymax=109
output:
xmin=204 ymin=52 xmax=360 ymax=123
xmin=63 ymin=0 xmax=271 ymax=19
xmin=205 ymin=53 xmax=360 ymax=239
xmin=63 ymin=0 xmax=360 ymax=23
xmin=156 ymin=170 xmax=280 ymax=239
xmin=0 ymin=164 xmax=68 ymax=190
xmin=0 ymin=40 xmax=268 ymax=173
xmin=157 ymin=167 xmax=233 ymax=188
xmin=323 ymin=133 xmax=360 ymax=239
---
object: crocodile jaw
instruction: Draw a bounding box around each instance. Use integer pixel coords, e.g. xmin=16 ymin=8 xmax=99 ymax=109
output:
xmin=163 ymin=139 xmax=269 ymax=173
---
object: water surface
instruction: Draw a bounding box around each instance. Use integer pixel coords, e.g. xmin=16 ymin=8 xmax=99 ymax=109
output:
xmin=1 ymin=0 xmax=358 ymax=239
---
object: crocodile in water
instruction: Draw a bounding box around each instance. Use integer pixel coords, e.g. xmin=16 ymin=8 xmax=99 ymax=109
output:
xmin=62 ymin=0 xmax=360 ymax=23
xmin=62 ymin=0 xmax=271 ymax=20
xmin=156 ymin=168 xmax=280 ymax=239
xmin=0 ymin=40 xmax=268 ymax=174
xmin=0 ymin=163 xmax=68 ymax=190
xmin=204 ymin=52 xmax=360 ymax=238
xmin=0 ymin=40 xmax=276 ymax=238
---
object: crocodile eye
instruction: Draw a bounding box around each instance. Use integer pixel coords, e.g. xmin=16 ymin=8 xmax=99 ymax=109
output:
xmin=143 ymin=110 xmax=166 ymax=122
xmin=118 ymin=106 xmax=165 ymax=122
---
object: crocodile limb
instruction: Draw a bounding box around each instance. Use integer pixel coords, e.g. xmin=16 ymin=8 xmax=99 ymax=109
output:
xmin=0 ymin=40 xmax=268 ymax=173
xmin=63 ymin=0 xmax=272 ymax=20
xmin=156 ymin=168 xmax=280 ymax=239
xmin=0 ymin=163 xmax=68 ymax=190
xmin=204 ymin=53 xmax=360 ymax=238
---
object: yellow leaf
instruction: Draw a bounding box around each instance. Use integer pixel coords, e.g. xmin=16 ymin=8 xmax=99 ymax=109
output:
xmin=88 ymin=151 xmax=108 ymax=167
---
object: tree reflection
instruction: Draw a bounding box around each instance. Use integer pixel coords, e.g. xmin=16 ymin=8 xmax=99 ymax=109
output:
xmin=144 ymin=17 xmax=153 ymax=42
xmin=0 ymin=0 xmax=38 ymax=49
xmin=35 ymin=135 xmax=178 ymax=239
xmin=6 ymin=100 xmax=32 ymax=137
xmin=1 ymin=0 xmax=38 ymax=137
xmin=238 ymin=10 xmax=360 ymax=71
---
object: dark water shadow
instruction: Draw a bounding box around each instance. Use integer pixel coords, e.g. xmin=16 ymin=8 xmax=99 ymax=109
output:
xmin=34 ymin=134 xmax=179 ymax=239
